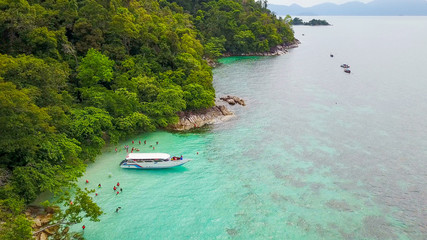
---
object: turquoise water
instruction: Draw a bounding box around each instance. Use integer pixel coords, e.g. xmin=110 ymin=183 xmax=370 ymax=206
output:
xmin=75 ymin=17 xmax=427 ymax=239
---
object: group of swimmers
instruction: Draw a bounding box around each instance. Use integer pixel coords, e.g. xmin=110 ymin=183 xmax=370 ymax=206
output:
xmin=113 ymin=182 xmax=123 ymax=195
xmin=84 ymin=180 xmax=123 ymax=196
xmin=115 ymin=140 xmax=159 ymax=153
xmin=81 ymin=179 xmax=125 ymax=230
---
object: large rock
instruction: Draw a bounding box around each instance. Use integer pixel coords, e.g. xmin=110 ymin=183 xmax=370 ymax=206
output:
xmin=39 ymin=214 xmax=53 ymax=225
xmin=33 ymin=218 xmax=42 ymax=228
xmin=220 ymin=96 xmax=246 ymax=106
xmin=169 ymin=105 xmax=234 ymax=131
xmin=39 ymin=232 xmax=48 ymax=240
xmin=32 ymin=213 xmax=53 ymax=228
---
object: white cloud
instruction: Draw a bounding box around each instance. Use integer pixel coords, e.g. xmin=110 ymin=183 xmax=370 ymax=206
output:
xmin=268 ymin=0 xmax=373 ymax=7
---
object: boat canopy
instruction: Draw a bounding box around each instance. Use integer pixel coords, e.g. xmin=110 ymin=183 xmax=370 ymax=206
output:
xmin=126 ymin=153 xmax=170 ymax=160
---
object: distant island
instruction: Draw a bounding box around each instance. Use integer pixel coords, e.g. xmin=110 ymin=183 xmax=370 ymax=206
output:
xmin=268 ymin=0 xmax=427 ymax=16
xmin=292 ymin=17 xmax=330 ymax=26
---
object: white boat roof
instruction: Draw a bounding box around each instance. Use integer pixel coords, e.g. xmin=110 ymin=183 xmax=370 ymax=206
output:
xmin=126 ymin=153 xmax=170 ymax=160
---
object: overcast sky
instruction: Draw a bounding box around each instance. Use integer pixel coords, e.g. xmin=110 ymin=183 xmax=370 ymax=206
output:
xmin=268 ymin=0 xmax=373 ymax=7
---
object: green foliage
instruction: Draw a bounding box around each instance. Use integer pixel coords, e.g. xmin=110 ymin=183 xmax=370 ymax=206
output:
xmin=0 ymin=214 xmax=33 ymax=240
xmin=183 ymin=84 xmax=215 ymax=110
xmin=53 ymin=188 xmax=103 ymax=225
xmin=34 ymin=188 xmax=103 ymax=238
xmin=204 ymin=36 xmax=226 ymax=59
xmin=292 ymin=17 xmax=330 ymax=26
xmin=68 ymin=107 xmax=113 ymax=160
xmin=186 ymin=0 xmax=294 ymax=54
xmin=115 ymin=112 xmax=155 ymax=136
xmin=292 ymin=17 xmax=303 ymax=25
xmin=73 ymin=18 xmax=105 ymax=54
xmin=0 ymin=82 xmax=53 ymax=167
xmin=234 ymin=29 xmax=256 ymax=52
xmin=11 ymin=159 xmax=84 ymax=203
xmin=0 ymin=1 xmax=293 ymax=238
xmin=77 ymin=48 xmax=115 ymax=88
xmin=0 ymin=54 xmax=70 ymax=107
xmin=27 ymin=27 xmax=60 ymax=59
xmin=143 ymin=87 xmax=186 ymax=127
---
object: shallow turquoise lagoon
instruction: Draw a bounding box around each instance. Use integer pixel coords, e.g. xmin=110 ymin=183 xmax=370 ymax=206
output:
xmin=74 ymin=17 xmax=427 ymax=240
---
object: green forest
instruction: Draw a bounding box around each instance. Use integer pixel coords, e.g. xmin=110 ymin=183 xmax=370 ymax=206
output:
xmin=0 ymin=0 xmax=294 ymax=238
xmin=292 ymin=17 xmax=330 ymax=26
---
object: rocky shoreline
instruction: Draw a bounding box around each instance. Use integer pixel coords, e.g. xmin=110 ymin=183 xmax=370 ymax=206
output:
xmin=169 ymin=105 xmax=234 ymax=131
xmin=168 ymin=95 xmax=247 ymax=131
xmin=223 ymin=39 xmax=300 ymax=57
xmin=26 ymin=206 xmax=58 ymax=240
xmin=172 ymin=42 xmax=302 ymax=129
xmin=205 ymin=40 xmax=300 ymax=67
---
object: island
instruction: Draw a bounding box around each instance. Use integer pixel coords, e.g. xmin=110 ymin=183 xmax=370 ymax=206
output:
xmin=292 ymin=17 xmax=331 ymax=26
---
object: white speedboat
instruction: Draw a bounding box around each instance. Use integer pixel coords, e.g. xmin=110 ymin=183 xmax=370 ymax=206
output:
xmin=120 ymin=153 xmax=190 ymax=169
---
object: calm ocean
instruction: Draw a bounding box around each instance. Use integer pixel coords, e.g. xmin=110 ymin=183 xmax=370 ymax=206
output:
xmin=74 ymin=17 xmax=427 ymax=239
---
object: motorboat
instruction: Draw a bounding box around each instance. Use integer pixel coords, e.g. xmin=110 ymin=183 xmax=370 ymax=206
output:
xmin=344 ymin=69 xmax=351 ymax=73
xmin=120 ymin=153 xmax=190 ymax=169
xmin=340 ymin=64 xmax=350 ymax=68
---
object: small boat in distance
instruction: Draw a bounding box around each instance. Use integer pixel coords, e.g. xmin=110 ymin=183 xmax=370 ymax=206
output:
xmin=344 ymin=69 xmax=351 ymax=73
xmin=120 ymin=153 xmax=191 ymax=169
xmin=330 ymin=53 xmax=334 ymax=57
xmin=340 ymin=64 xmax=350 ymax=68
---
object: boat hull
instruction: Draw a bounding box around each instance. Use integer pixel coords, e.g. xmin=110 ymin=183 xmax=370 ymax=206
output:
xmin=120 ymin=159 xmax=191 ymax=169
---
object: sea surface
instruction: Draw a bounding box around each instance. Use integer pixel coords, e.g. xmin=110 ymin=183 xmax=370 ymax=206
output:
xmin=73 ymin=17 xmax=427 ymax=239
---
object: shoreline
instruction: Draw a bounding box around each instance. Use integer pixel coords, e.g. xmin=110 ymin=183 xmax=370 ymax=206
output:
xmin=223 ymin=39 xmax=300 ymax=57
xmin=168 ymin=104 xmax=234 ymax=131
xmin=27 ymin=40 xmax=299 ymax=236
xmin=206 ymin=39 xmax=300 ymax=67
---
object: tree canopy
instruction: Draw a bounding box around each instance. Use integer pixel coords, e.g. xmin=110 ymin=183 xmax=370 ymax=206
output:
xmin=0 ymin=0 xmax=294 ymax=238
xmin=292 ymin=17 xmax=330 ymax=26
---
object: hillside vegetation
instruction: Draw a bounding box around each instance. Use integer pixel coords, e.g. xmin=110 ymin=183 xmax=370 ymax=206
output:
xmin=0 ymin=0 xmax=293 ymax=238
